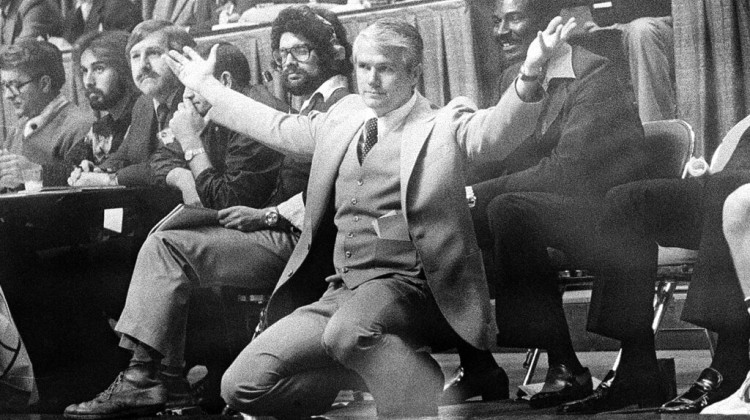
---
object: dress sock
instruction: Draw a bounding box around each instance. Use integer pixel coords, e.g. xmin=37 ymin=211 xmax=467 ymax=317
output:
xmin=709 ymin=330 xmax=750 ymax=390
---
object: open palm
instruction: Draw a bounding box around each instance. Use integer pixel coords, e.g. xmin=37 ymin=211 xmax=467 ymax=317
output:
xmin=524 ymin=16 xmax=577 ymax=71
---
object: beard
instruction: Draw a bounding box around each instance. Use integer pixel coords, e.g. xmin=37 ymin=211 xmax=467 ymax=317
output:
xmin=282 ymin=67 xmax=329 ymax=97
xmin=87 ymin=81 xmax=126 ymax=111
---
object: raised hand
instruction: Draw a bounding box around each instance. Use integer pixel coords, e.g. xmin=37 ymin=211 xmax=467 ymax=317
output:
xmin=164 ymin=44 xmax=219 ymax=93
xmin=523 ymin=16 xmax=577 ymax=73
xmin=170 ymin=97 xmax=207 ymax=149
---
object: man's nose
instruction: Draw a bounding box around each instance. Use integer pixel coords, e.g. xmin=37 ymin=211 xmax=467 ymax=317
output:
xmin=495 ymin=20 xmax=510 ymax=39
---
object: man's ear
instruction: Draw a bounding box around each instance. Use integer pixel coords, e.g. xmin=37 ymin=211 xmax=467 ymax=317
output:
xmin=332 ymin=43 xmax=346 ymax=61
xmin=409 ymin=63 xmax=423 ymax=85
xmin=219 ymin=71 xmax=233 ymax=89
xmin=38 ymin=75 xmax=52 ymax=94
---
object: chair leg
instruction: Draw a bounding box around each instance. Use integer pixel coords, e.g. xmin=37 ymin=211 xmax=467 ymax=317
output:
xmin=521 ymin=348 xmax=541 ymax=386
xmin=652 ymin=278 xmax=677 ymax=333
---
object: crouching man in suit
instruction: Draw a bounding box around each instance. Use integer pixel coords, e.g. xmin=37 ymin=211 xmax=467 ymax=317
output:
xmin=165 ymin=16 xmax=574 ymax=417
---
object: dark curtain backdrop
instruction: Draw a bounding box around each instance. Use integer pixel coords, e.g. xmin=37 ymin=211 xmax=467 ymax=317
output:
xmin=674 ymin=0 xmax=750 ymax=157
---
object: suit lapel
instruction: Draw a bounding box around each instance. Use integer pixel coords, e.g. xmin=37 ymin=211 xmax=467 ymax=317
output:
xmin=400 ymin=94 xmax=436 ymax=208
xmin=170 ymin=0 xmax=189 ymax=22
xmin=306 ymin=108 xmax=370 ymax=235
xmin=87 ymin=0 xmax=105 ymax=31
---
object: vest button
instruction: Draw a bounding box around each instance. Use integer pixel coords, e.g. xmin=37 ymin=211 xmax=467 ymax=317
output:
xmin=342 ymin=267 xmax=349 ymax=273
xmin=351 ymin=198 xmax=357 ymax=205
xmin=345 ymin=251 xmax=352 ymax=258
xmin=287 ymin=270 xmax=294 ymax=277
xmin=357 ymin=179 xmax=363 ymax=186
xmin=353 ymin=216 xmax=359 ymax=222
xmin=347 ymin=232 xmax=353 ymax=238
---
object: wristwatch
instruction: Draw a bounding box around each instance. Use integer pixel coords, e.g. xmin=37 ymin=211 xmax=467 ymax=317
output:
xmin=184 ymin=147 xmax=206 ymax=162
xmin=264 ymin=208 xmax=279 ymax=227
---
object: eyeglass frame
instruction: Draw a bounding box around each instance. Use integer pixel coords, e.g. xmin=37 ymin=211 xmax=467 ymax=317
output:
xmin=0 ymin=77 xmax=37 ymax=96
xmin=272 ymin=44 xmax=316 ymax=67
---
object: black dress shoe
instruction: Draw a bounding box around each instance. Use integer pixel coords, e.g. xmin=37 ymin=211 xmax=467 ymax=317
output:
xmin=660 ymin=367 xmax=733 ymax=414
xmin=439 ymin=365 xmax=509 ymax=405
xmin=557 ymin=369 xmax=663 ymax=414
xmin=528 ymin=364 xmax=592 ymax=409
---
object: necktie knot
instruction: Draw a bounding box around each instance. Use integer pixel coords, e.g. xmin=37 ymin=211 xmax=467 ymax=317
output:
xmin=361 ymin=117 xmax=378 ymax=160
xmin=156 ymin=103 xmax=169 ymax=132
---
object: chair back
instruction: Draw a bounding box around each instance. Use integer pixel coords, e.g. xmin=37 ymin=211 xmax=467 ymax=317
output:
xmin=643 ymin=119 xmax=695 ymax=180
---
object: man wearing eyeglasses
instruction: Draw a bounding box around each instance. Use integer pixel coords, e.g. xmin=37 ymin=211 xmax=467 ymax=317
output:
xmin=0 ymin=39 xmax=92 ymax=191
xmin=64 ymin=6 xmax=353 ymax=418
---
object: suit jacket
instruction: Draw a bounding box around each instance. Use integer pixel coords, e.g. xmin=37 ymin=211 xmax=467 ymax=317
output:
xmin=151 ymin=0 xmax=211 ymax=28
xmin=100 ymin=89 xmax=183 ymax=186
xmin=0 ymin=0 xmax=61 ymax=44
xmin=471 ymin=45 xmax=648 ymax=212
xmin=209 ymin=89 xmax=543 ymax=350
xmin=62 ymin=0 xmax=141 ymax=43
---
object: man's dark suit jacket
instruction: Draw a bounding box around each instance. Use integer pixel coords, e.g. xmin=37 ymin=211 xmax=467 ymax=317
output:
xmin=0 ymin=0 xmax=61 ymax=44
xmin=471 ymin=45 xmax=648 ymax=209
xmin=100 ymin=88 xmax=183 ymax=186
xmin=62 ymin=0 xmax=141 ymax=43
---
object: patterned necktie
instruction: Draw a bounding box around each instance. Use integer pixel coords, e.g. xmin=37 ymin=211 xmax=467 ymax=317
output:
xmin=156 ymin=103 xmax=169 ymax=132
xmin=360 ymin=117 xmax=378 ymax=163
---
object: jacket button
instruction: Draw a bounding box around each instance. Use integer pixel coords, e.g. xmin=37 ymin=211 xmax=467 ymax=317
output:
xmin=345 ymin=251 xmax=352 ymax=258
xmin=342 ymin=267 xmax=349 ymax=273
xmin=287 ymin=270 xmax=294 ymax=277
xmin=351 ymin=198 xmax=357 ymax=205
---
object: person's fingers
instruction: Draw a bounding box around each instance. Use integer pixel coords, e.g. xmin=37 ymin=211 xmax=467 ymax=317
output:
xmin=544 ymin=16 xmax=563 ymax=34
xmin=560 ymin=18 xmax=577 ymax=40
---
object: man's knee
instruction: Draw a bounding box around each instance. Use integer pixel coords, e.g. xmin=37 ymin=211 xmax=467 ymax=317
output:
xmin=322 ymin=317 xmax=380 ymax=366
xmin=723 ymin=184 xmax=750 ymax=238
xmin=624 ymin=17 xmax=671 ymax=48
xmin=220 ymin=352 xmax=278 ymax=411
xmin=601 ymin=183 xmax=644 ymax=233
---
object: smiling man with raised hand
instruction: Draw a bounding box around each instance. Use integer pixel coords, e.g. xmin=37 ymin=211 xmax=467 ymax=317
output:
xmin=165 ymin=15 xmax=573 ymax=418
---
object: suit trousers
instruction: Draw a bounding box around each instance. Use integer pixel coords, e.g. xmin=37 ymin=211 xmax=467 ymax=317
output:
xmin=482 ymin=191 xmax=654 ymax=348
xmin=115 ymin=225 xmax=298 ymax=366
xmin=594 ymin=172 xmax=750 ymax=339
xmin=221 ymin=276 xmax=456 ymax=417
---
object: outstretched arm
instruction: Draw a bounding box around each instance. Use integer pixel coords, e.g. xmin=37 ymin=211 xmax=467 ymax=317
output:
xmin=164 ymin=46 xmax=316 ymax=160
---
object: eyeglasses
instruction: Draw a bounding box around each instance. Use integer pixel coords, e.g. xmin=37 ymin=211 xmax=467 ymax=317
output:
xmin=1 ymin=78 xmax=34 ymax=96
xmin=272 ymin=44 xmax=314 ymax=66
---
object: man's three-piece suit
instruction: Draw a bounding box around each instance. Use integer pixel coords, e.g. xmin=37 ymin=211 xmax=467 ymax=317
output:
xmin=207 ymin=84 xmax=543 ymax=416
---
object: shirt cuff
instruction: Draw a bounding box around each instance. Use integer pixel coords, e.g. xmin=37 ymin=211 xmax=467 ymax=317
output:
xmin=276 ymin=192 xmax=305 ymax=231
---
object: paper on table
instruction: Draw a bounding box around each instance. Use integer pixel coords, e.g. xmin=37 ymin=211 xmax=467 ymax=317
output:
xmin=103 ymin=208 xmax=123 ymax=233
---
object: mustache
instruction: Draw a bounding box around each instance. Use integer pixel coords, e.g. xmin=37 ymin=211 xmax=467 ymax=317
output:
xmin=496 ymin=32 xmax=523 ymax=45
xmin=136 ymin=71 xmax=159 ymax=83
xmin=85 ymin=87 xmax=104 ymax=98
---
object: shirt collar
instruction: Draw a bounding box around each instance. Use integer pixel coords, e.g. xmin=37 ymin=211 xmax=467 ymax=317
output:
xmin=363 ymin=90 xmax=418 ymax=139
xmin=23 ymin=93 xmax=69 ymax=138
xmin=542 ymin=42 xmax=575 ymax=90
xmin=299 ymin=74 xmax=348 ymax=112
